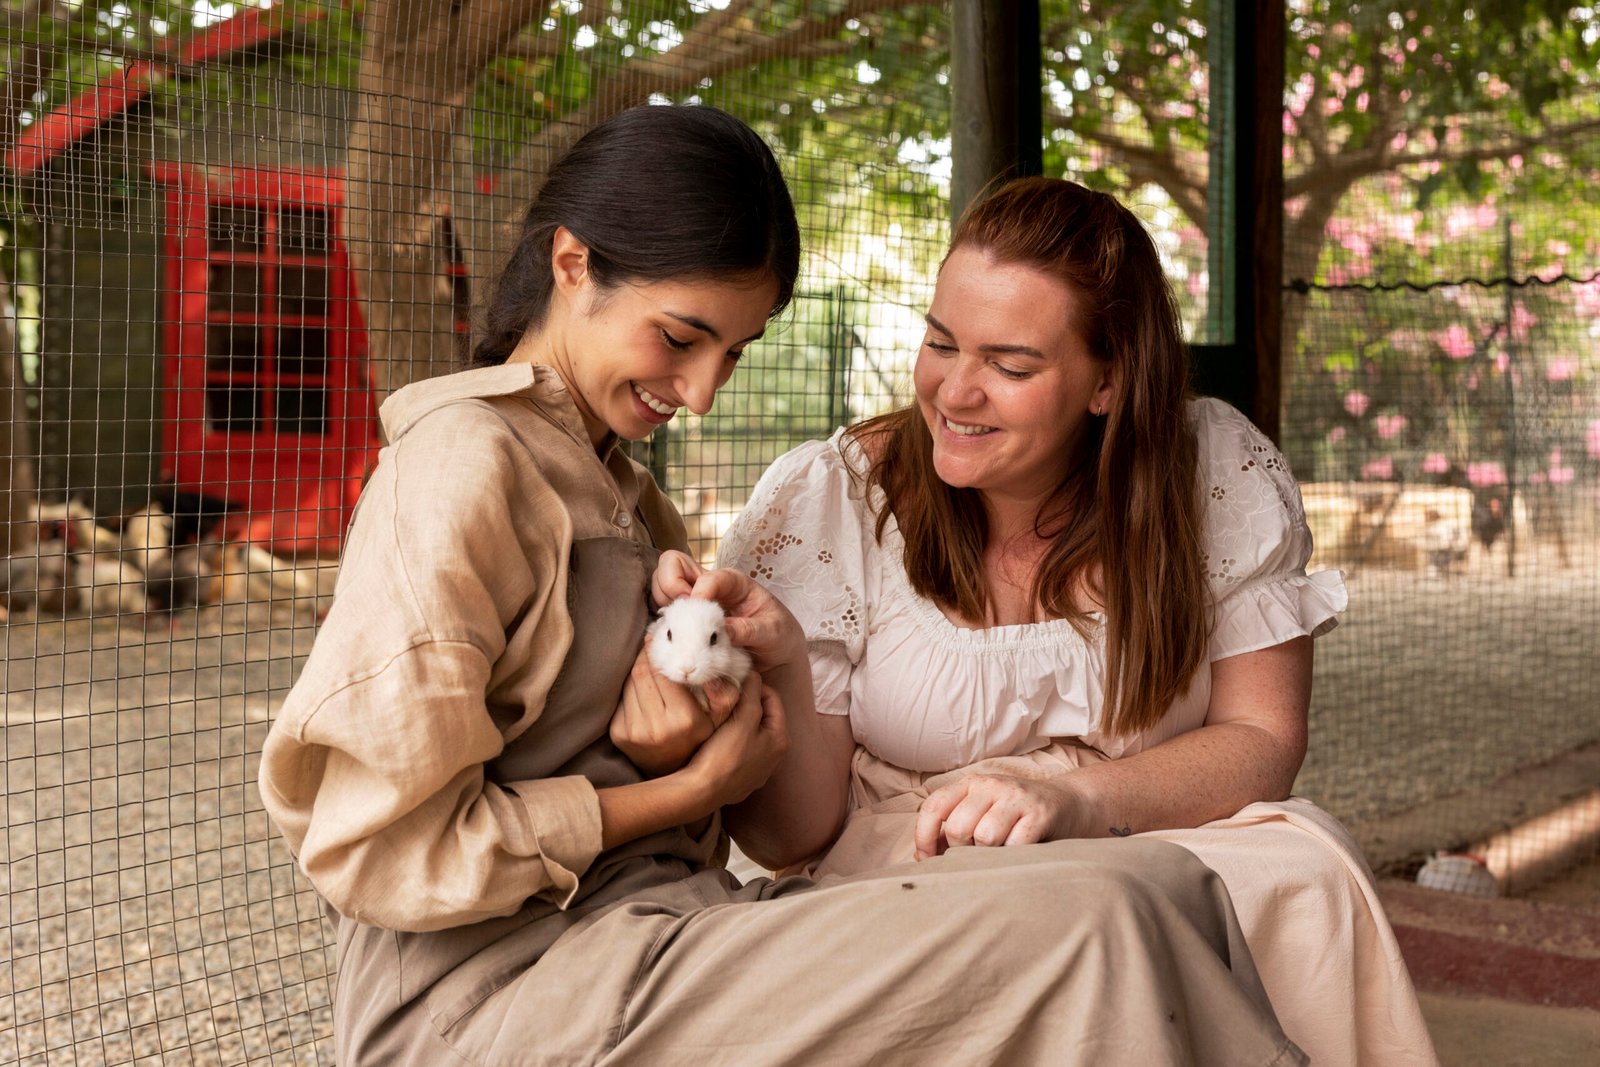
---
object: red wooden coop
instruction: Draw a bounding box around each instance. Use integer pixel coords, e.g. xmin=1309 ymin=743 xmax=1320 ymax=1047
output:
xmin=152 ymin=162 xmax=379 ymax=556
xmin=5 ymin=6 xmax=403 ymax=556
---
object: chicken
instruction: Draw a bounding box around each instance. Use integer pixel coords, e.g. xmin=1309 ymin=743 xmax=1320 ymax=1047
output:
xmin=2 ymin=539 xmax=73 ymax=616
xmin=72 ymin=552 xmax=151 ymax=618
xmin=120 ymin=502 xmax=174 ymax=574
xmin=1471 ymin=488 xmax=1508 ymax=552
xmin=143 ymin=543 xmax=219 ymax=619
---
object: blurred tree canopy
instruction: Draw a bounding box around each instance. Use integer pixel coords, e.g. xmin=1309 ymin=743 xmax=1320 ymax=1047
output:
xmin=3 ymin=0 xmax=1598 ymax=416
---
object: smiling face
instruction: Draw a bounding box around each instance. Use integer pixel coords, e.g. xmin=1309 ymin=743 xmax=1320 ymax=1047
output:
xmin=513 ymin=228 xmax=779 ymax=445
xmin=914 ymin=245 xmax=1112 ymax=513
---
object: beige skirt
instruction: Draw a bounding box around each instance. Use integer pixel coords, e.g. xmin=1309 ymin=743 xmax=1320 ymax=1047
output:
xmin=789 ymin=741 xmax=1442 ymax=1067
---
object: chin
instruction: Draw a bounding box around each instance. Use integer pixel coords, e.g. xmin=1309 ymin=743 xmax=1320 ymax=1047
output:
xmin=930 ymin=454 xmax=979 ymax=490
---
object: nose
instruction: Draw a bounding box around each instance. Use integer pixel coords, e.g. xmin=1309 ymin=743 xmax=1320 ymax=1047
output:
xmin=938 ymin=355 xmax=984 ymax=410
xmin=680 ymin=351 xmax=729 ymax=416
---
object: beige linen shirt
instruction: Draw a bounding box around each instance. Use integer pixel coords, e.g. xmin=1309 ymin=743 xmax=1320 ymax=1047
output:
xmin=258 ymin=363 xmax=684 ymax=932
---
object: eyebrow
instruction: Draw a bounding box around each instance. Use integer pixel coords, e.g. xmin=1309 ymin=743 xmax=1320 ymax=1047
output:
xmin=665 ymin=311 xmax=766 ymax=346
xmin=924 ymin=313 xmax=1044 ymax=358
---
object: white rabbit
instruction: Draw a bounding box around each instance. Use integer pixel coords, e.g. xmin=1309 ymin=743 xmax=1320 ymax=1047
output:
xmin=646 ymin=597 xmax=753 ymax=711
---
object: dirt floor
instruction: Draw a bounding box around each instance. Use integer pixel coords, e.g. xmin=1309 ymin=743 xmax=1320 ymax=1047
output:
xmin=2 ymin=542 xmax=1597 ymax=1064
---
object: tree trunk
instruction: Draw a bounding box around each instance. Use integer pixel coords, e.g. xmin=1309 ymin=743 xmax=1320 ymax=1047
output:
xmin=1 ymin=268 xmax=39 ymax=557
xmin=344 ymin=0 xmax=541 ymax=415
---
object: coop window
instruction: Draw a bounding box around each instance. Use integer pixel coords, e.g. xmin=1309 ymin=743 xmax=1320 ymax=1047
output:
xmin=178 ymin=191 xmax=338 ymax=438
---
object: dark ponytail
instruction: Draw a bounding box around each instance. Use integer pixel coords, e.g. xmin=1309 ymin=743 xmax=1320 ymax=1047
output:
xmin=473 ymin=105 xmax=801 ymax=367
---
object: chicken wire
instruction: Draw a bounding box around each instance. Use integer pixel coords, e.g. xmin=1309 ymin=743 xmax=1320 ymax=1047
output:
xmin=4 ymin=0 xmax=1596 ymax=1064
xmin=1 ymin=3 xmax=950 ymax=1063
xmin=1283 ymin=137 xmax=1600 ymax=889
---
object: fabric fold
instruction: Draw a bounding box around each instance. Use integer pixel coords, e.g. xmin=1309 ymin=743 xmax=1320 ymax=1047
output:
xmin=1211 ymin=569 xmax=1349 ymax=662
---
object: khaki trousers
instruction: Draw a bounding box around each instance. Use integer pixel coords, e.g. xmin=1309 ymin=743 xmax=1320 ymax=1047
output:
xmin=336 ymin=837 xmax=1305 ymax=1066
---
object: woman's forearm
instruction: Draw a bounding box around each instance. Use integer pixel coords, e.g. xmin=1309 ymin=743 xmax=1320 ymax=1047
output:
xmin=722 ymin=660 xmax=852 ymax=870
xmin=1053 ymin=719 xmax=1305 ymax=839
xmin=1055 ymin=637 xmax=1312 ymax=838
xmin=597 ymin=773 xmax=712 ymax=851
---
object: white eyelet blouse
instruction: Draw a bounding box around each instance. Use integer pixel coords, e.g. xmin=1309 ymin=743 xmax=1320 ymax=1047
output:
xmin=718 ymin=398 xmax=1347 ymax=771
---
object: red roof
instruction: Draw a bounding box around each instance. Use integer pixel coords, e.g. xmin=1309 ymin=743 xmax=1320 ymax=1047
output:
xmin=6 ymin=5 xmax=325 ymax=176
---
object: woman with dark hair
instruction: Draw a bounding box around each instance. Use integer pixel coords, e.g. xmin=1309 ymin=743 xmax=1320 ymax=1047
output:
xmin=700 ymin=177 xmax=1438 ymax=1065
xmin=260 ymin=111 xmax=1303 ymax=1065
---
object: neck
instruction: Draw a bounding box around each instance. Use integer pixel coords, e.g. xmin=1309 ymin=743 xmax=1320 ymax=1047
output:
xmin=506 ymin=328 xmax=610 ymax=450
xmin=980 ymin=486 xmax=1051 ymax=545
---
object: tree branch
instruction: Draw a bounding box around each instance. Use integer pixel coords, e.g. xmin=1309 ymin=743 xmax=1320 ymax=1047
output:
xmin=1051 ymin=107 xmax=1209 ymax=232
xmin=499 ymin=0 xmax=909 ymax=190
xmin=1286 ymin=112 xmax=1600 ymax=200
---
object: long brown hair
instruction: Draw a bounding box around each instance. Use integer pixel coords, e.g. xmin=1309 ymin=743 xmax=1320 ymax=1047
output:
xmin=850 ymin=177 xmax=1208 ymax=737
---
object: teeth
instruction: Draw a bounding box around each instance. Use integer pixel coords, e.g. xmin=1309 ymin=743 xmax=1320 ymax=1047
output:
xmin=634 ymin=384 xmax=677 ymax=417
xmin=944 ymin=416 xmax=995 ymax=436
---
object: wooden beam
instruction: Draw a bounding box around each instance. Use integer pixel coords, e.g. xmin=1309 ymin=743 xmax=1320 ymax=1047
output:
xmin=949 ymin=0 xmax=1041 ymax=222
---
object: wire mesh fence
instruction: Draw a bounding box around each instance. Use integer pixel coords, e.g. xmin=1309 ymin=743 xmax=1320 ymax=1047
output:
xmin=2 ymin=4 xmax=950 ymax=1062
xmin=1279 ymin=15 xmax=1600 ymax=892
xmin=1 ymin=0 xmax=1598 ymax=1063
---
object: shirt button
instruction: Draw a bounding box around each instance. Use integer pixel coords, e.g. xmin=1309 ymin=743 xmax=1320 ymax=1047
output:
xmin=616 ymin=513 xmax=632 ymax=529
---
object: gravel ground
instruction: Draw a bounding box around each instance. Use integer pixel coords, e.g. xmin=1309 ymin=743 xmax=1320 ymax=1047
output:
xmin=2 ymin=543 xmax=1596 ymax=1065
xmin=3 ymin=607 xmax=332 ymax=1067
xmin=1298 ymin=545 xmax=1600 ymax=827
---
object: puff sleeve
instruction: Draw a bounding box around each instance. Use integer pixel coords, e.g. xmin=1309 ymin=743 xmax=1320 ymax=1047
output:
xmin=717 ymin=431 xmax=879 ymax=716
xmin=1193 ymin=398 xmax=1349 ymax=661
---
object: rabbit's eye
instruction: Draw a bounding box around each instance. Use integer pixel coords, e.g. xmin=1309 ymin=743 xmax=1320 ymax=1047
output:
xmin=665 ymin=630 xmax=672 ymax=642
xmin=709 ymin=632 xmax=719 ymax=645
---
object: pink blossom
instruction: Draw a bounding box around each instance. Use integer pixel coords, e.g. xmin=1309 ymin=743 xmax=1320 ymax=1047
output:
xmin=1475 ymin=204 xmax=1497 ymax=229
xmin=1587 ymin=419 xmax=1600 ymax=458
xmin=1328 ymin=426 xmax=1347 ymax=444
xmin=1437 ymin=324 xmax=1475 ymax=359
xmin=1530 ymin=471 xmax=1547 ymax=485
xmin=1343 ymin=391 xmax=1370 ymax=418
xmin=1495 ymin=352 xmax=1510 ymax=373
xmin=1374 ymin=414 xmax=1407 ymax=440
xmin=1575 ymin=281 xmax=1600 ymax=317
xmin=1467 ymin=462 xmax=1507 ymax=487
xmin=1361 ymin=456 xmax=1394 ymax=480
xmin=1465 ymin=372 xmax=1480 ymax=391
xmin=1422 ymin=453 xmax=1449 ymax=474
xmin=1550 ymin=465 xmax=1575 ymax=485
xmin=1512 ymin=304 xmax=1538 ymax=339
xmin=1547 ymin=358 xmax=1578 ymax=382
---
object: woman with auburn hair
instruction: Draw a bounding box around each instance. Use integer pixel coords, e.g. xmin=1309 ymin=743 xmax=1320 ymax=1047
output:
xmin=676 ymin=176 xmax=1438 ymax=1065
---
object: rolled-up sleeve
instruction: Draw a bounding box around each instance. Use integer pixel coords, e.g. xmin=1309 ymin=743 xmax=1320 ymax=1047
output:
xmin=259 ymin=404 xmax=599 ymax=932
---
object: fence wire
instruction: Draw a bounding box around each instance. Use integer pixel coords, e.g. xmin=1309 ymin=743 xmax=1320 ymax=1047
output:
xmin=3 ymin=1 xmax=1598 ymax=1064
xmin=1 ymin=3 xmax=951 ymax=1062
xmin=1282 ymin=75 xmax=1600 ymax=895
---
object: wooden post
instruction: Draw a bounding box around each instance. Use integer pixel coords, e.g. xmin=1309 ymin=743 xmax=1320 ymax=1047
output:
xmin=1190 ymin=0 xmax=1285 ymax=439
xmin=950 ymin=0 xmax=1042 ymax=223
xmin=1248 ymin=0 xmax=1286 ymax=440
